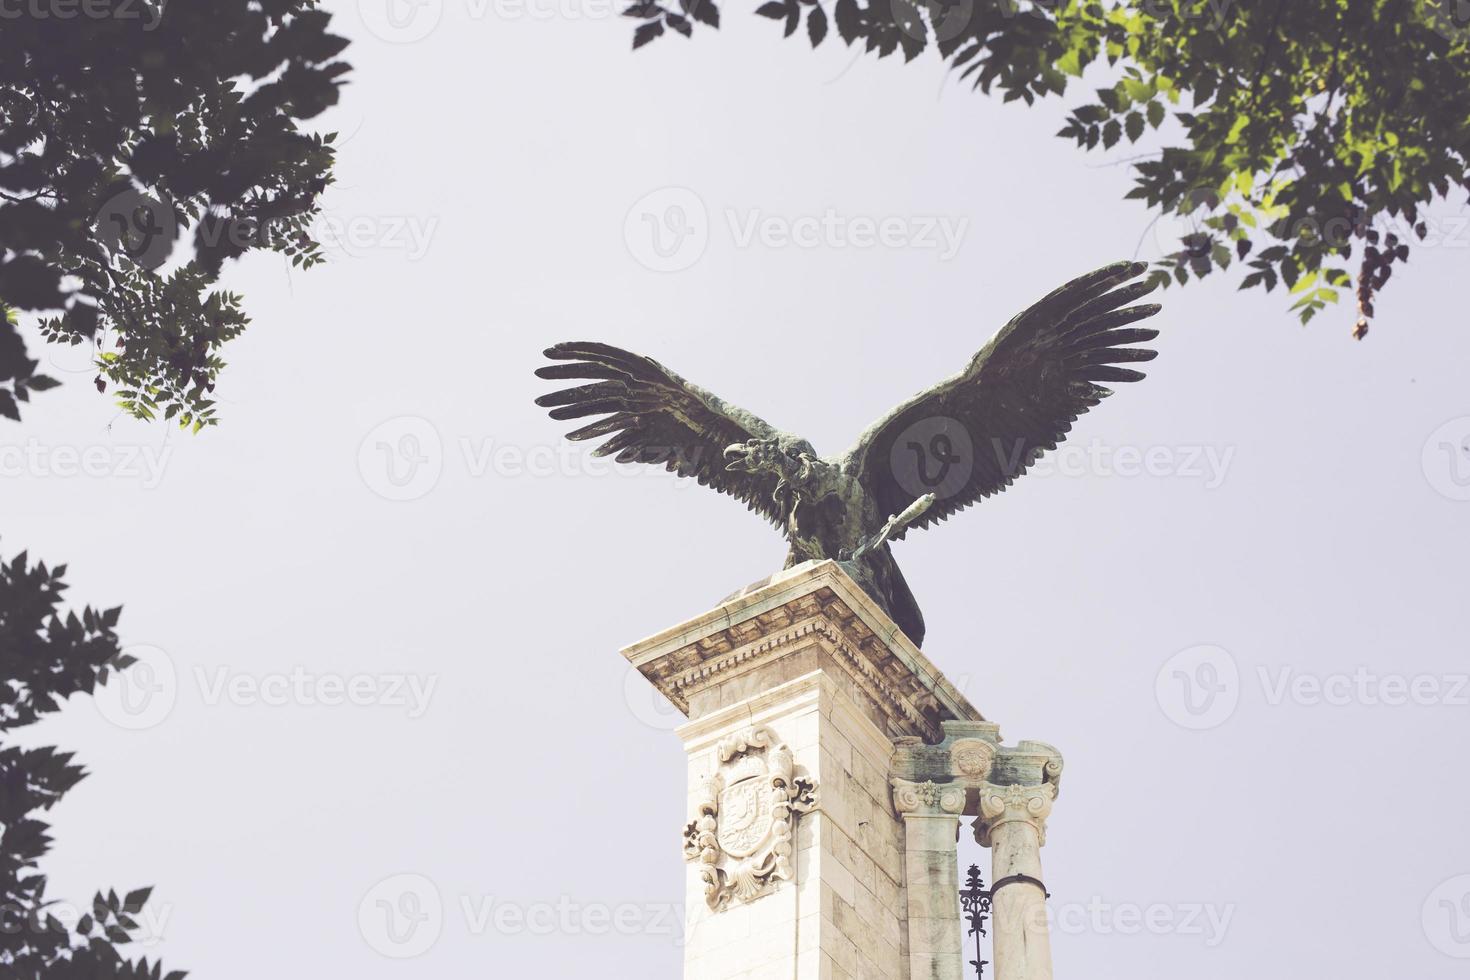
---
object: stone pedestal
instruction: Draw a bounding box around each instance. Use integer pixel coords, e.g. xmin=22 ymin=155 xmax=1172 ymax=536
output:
xmin=622 ymin=560 xmax=1062 ymax=980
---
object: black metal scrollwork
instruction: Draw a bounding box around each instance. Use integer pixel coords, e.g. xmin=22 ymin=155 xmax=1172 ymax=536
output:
xmin=959 ymin=864 xmax=992 ymax=980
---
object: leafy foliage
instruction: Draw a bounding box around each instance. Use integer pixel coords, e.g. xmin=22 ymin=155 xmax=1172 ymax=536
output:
xmin=0 ymin=548 xmax=177 ymax=979
xmin=631 ymin=0 xmax=1470 ymax=336
xmin=0 ymin=305 xmax=61 ymax=423
xmin=0 ymin=0 xmax=350 ymax=426
xmin=3 ymin=8 xmax=353 ymax=974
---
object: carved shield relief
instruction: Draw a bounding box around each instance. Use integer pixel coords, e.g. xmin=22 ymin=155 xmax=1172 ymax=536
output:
xmin=683 ymin=725 xmax=817 ymax=911
xmin=717 ymin=773 xmax=775 ymax=858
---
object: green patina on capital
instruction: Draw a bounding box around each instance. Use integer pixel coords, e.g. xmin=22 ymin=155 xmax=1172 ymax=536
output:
xmin=535 ymin=260 xmax=1163 ymax=647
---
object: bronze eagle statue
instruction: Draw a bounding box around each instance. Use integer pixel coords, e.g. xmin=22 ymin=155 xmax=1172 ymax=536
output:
xmin=535 ymin=260 xmax=1162 ymax=647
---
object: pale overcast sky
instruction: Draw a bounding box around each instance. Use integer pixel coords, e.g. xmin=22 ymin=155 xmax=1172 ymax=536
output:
xmin=9 ymin=2 xmax=1470 ymax=978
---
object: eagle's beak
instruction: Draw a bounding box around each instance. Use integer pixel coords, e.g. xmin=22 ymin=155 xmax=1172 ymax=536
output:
xmin=724 ymin=442 xmax=756 ymax=473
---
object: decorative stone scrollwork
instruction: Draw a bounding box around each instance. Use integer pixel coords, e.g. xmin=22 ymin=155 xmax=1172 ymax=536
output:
xmin=892 ymin=778 xmax=965 ymax=815
xmin=975 ymin=782 xmax=1056 ymax=846
xmin=682 ymin=725 xmax=817 ymax=911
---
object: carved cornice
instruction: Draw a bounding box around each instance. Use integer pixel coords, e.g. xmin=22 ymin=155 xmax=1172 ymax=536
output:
xmin=648 ymin=599 xmax=951 ymax=741
xmin=621 ymin=561 xmax=983 ymax=737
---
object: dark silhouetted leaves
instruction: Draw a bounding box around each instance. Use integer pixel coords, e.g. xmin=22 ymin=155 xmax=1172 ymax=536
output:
xmin=0 ymin=0 xmax=350 ymax=425
xmin=682 ymin=0 xmax=719 ymax=28
xmin=633 ymin=18 xmax=666 ymax=46
xmin=1 ymin=545 xmax=171 ymax=976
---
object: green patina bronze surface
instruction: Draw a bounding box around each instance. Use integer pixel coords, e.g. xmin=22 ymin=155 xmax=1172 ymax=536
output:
xmin=535 ymin=260 xmax=1163 ymax=647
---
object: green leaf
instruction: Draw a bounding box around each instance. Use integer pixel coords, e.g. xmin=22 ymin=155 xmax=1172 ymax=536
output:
xmin=1288 ymin=268 xmax=1319 ymax=295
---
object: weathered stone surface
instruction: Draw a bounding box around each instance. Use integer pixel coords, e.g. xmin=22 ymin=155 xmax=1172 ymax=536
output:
xmin=627 ymin=561 xmax=983 ymax=980
xmin=625 ymin=560 xmax=1064 ymax=980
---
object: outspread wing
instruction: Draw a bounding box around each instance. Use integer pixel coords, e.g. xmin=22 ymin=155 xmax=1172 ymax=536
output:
xmin=844 ymin=260 xmax=1162 ymax=534
xmin=535 ymin=342 xmax=788 ymax=524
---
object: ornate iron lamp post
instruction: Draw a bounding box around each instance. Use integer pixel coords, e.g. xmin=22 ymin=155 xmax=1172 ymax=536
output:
xmin=960 ymin=864 xmax=993 ymax=979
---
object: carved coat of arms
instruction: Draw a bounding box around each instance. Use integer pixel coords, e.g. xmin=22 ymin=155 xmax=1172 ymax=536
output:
xmin=683 ymin=725 xmax=817 ymax=910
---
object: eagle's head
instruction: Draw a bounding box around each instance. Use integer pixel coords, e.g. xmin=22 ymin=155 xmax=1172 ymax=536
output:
xmin=723 ymin=435 xmax=819 ymax=489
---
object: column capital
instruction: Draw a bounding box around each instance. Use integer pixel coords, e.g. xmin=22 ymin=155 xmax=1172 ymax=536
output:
xmin=891 ymin=777 xmax=966 ymax=817
xmin=974 ymin=781 xmax=1056 ymax=847
xmin=892 ymin=726 xmax=1064 ymax=823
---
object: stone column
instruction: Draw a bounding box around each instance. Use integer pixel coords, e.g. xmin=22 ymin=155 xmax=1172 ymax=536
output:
xmin=975 ymin=782 xmax=1056 ymax=980
xmin=892 ymin=779 xmax=966 ymax=980
xmin=622 ymin=560 xmax=983 ymax=980
xmin=892 ymin=729 xmax=1062 ymax=980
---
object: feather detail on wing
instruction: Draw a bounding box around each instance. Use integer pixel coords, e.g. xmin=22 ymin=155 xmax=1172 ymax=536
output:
xmin=844 ymin=260 xmax=1163 ymax=534
xmin=535 ymin=342 xmax=788 ymax=524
